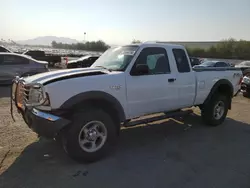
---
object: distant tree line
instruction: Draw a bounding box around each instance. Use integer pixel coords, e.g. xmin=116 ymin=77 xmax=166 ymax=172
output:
xmin=51 ymin=40 xmax=110 ymax=52
xmin=52 ymin=38 xmax=250 ymax=59
xmin=131 ymin=38 xmax=250 ymax=60
xmin=187 ymin=38 xmax=250 ymax=60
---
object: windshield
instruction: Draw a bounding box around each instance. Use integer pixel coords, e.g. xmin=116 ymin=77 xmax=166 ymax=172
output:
xmin=91 ymin=46 xmax=139 ymax=71
xmin=200 ymin=61 xmax=216 ymax=66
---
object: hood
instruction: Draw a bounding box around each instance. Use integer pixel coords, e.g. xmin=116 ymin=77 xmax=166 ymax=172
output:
xmin=23 ymin=67 xmax=108 ymax=85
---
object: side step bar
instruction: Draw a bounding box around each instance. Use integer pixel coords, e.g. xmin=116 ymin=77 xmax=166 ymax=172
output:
xmin=123 ymin=109 xmax=193 ymax=127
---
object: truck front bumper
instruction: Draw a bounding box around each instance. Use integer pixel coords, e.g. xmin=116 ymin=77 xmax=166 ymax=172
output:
xmin=24 ymin=108 xmax=70 ymax=139
xmin=11 ymin=76 xmax=70 ymax=139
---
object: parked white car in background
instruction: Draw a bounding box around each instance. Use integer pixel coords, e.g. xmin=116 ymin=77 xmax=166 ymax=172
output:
xmin=235 ymin=61 xmax=250 ymax=76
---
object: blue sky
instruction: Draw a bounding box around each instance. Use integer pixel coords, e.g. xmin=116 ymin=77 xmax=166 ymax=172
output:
xmin=1 ymin=0 xmax=250 ymax=44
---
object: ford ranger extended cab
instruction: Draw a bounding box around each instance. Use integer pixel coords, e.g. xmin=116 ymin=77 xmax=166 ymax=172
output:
xmin=11 ymin=42 xmax=243 ymax=162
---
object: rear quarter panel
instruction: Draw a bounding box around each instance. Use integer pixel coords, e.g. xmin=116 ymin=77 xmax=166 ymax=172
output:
xmin=194 ymin=69 xmax=242 ymax=105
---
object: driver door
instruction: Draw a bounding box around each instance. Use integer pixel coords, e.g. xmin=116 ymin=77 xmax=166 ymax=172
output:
xmin=125 ymin=47 xmax=179 ymax=118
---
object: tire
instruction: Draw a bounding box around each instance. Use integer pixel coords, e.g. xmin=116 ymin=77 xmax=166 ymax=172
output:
xmin=62 ymin=109 xmax=119 ymax=163
xmin=201 ymin=94 xmax=229 ymax=126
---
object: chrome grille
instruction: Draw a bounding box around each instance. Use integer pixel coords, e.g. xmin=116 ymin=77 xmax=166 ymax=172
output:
xmin=22 ymin=85 xmax=31 ymax=103
xmin=16 ymin=82 xmax=24 ymax=109
xmin=12 ymin=82 xmax=17 ymax=100
xmin=16 ymin=81 xmax=30 ymax=109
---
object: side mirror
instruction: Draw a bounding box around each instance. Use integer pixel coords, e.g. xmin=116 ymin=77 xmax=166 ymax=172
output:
xmin=131 ymin=64 xmax=149 ymax=76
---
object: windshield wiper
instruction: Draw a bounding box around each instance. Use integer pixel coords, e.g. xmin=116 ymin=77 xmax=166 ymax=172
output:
xmin=94 ymin=66 xmax=112 ymax=72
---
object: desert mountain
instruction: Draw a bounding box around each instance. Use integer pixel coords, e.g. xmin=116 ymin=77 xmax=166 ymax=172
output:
xmin=17 ymin=36 xmax=79 ymax=46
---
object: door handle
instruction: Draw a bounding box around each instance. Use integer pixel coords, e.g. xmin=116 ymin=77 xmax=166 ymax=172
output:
xmin=168 ymin=78 xmax=176 ymax=82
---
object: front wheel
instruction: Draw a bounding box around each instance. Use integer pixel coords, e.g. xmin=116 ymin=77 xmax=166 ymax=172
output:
xmin=201 ymin=94 xmax=229 ymax=126
xmin=62 ymin=109 xmax=119 ymax=162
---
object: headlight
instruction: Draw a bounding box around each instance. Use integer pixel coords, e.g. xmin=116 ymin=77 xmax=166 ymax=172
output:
xmin=29 ymin=88 xmax=44 ymax=104
xmin=26 ymin=83 xmax=47 ymax=106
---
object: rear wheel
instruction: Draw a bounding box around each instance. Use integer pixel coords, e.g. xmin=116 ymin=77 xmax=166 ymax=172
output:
xmin=62 ymin=109 xmax=119 ymax=162
xmin=201 ymin=94 xmax=229 ymax=126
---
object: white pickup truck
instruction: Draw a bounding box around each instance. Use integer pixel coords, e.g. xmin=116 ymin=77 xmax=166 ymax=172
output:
xmin=11 ymin=42 xmax=243 ymax=162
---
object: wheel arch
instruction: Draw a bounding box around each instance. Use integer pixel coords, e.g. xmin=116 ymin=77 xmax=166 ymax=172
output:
xmin=204 ymin=79 xmax=234 ymax=109
xmin=60 ymin=91 xmax=126 ymax=123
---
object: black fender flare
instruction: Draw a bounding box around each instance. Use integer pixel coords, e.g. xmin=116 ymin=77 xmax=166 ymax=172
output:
xmin=204 ymin=79 xmax=233 ymax=108
xmin=60 ymin=91 xmax=126 ymax=121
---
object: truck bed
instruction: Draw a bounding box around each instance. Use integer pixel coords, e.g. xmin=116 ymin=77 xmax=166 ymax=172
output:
xmin=193 ymin=67 xmax=242 ymax=105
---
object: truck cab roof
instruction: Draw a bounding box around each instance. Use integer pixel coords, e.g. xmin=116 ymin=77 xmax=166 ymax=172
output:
xmin=124 ymin=42 xmax=185 ymax=49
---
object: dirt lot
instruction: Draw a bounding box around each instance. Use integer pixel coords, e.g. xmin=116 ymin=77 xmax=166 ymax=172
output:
xmin=1 ymin=86 xmax=250 ymax=188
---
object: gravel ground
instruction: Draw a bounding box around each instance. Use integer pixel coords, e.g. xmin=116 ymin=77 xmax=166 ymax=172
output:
xmin=1 ymin=86 xmax=250 ymax=188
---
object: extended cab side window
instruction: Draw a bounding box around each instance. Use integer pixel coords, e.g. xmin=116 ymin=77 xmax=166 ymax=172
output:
xmin=172 ymin=49 xmax=190 ymax=73
xmin=132 ymin=47 xmax=171 ymax=75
